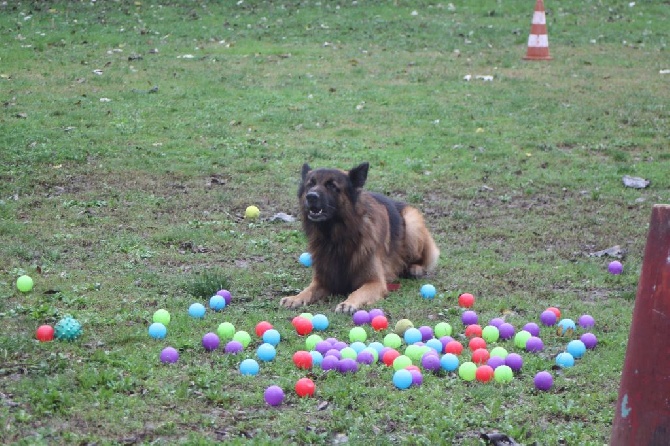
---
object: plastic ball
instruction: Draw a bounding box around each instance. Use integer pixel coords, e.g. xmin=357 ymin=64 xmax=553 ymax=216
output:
xmin=369 ymin=308 xmax=385 ymax=319
xmin=420 ymin=284 xmax=436 ymax=299
xmin=556 ymin=319 xmax=576 ymax=337
xmin=581 ymin=332 xmax=598 ymax=349
xmin=476 ymin=365 xmax=494 ymax=383
xmin=514 ymin=330 xmax=532 ymax=349
xmin=487 ymin=356 xmax=505 ymax=370
xmin=383 ymin=333 xmax=403 ymax=349
xmin=481 ymin=326 xmax=500 ymax=343
xmin=440 ymin=353 xmax=460 ymax=371
xmin=264 ymin=385 xmax=284 ymax=406
xmin=244 ymin=205 xmax=260 ymax=219
xmin=525 ymin=336 xmax=544 ymax=352
xmin=340 ymin=347 xmax=357 ymax=360
xmin=16 ymin=275 xmax=34 ymax=293
xmin=368 ymin=342 xmax=385 ymax=355
xmin=445 ymin=340 xmax=464 ymax=355
xmin=504 ymin=353 xmax=523 ymax=371
xmin=349 ymin=326 xmax=368 ymax=343
xmin=409 ymin=369 xmax=423 ymax=386
xmin=382 ymin=349 xmax=401 ymax=367
xmin=356 ymin=350 xmax=375 ymax=365
xmin=547 ymin=307 xmax=562 ymax=319
xmin=294 ymin=317 xmax=313 ymax=336
xmin=468 ymin=337 xmax=487 ymax=351
xmin=578 ymin=314 xmax=595 ymax=328
xmin=325 ymin=349 xmax=341 ymax=359
xmin=498 ymin=323 xmax=515 ymax=340
xmin=394 ymin=319 xmax=414 ymax=336
xmin=338 ymin=358 xmax=359 ymax=374
xmin=224 ymin=340 xmax=244 ymax=354
xmin=321 ymin=355 xmax=339 ymax=371
xmin=188 ymin=303 xmax=206 ymax=319
xmin=494 ymin=365 xmax=514 ymax=383
xmin=404 ymin=345 xmax=424 ymax=363
xmin=299 ymin=252 xmax=312 ymax=267
xmin=255 ymin=321 xmax=273 ymax=337
xmin=555 ymin=352 xmax=575 ymax=368
xmin=392 ymin=369 xmax=413 ymax=390
xmin=461 ymin=310 xmax=478 ymax=325
xmin=262 ymin=329 xmax=281 ymax=346
xmin=295 ymin=377 xmax=316 ymax=397
xmin=534 ymin=371 xmax=553 ymax=391
xmin=36 ymin=325 xmax=54 ymax=342
xmin=434 ymin=322 xmax=452 ymax=338
xmin=209 ymin=295 xmax=226 ymax=311
xmin=257 ymin=343 xmax=277 ymax=361
xmin=458 ymin=362 xmax=477 ymax=381
xmin=404 ymin=327 xmax=422 ymax=345
xmin=233 ymin=330 xmax=251 ymax=348
xmin=310 ymin=350 xmax=324 ymax=367
xmin=458 ymin=293 xmax=475 ymax=308
xmin=488 ymin=318 xmax=505 ymax=328
xmin=490 ymin=346 xmax=509 ymax=359
xmin=153 ymin=309 xmax=171 ymax=325
xmin=148 ymin=322 xmax=167 ymax=340
xmin=299 ymin=312 xmax=314 ymax=321
xmin=202 ymin=332 xmax=220 ymax=351
xmin=239 ymin=359 xmax=260 ymax=376
xmin=393 ymin=355 xmax=412 ymax=371
xmin=305 ymin=334 xmax=323 ymax=351
xmin=315 ymin=340 xmax=332 ymax=355
xmin=352 ymin=310 xmax=370 ymax=325
xmin=421 ymin=353 xmax=441 ymax=372
xmin=160 ymin=346 xmax=179 ymax=364
xmin=216 ymin=289 xmax=232 ymax=305
xmin=54 ymin=316 xmax=83 ymax=341
xmin=472 ymin=348 xmax=490 ymax=365
xmin=608 ymin=260 xmax=623 ymax=275
xmin=567 ymin=340 xmax=587 ymax=359
xmin=540 ymin=310 xmax=557 ymax=326
xmin=332 ymin=341 xmax=348 ymax=351
xmin=425 ymin=338 xmax=443 ymax=353
xmin=371 ymin=315 xmax=389 ymax=331
xmin=311 ymin=314 xmax=329 ymax=331
xmin=465 ymin=324 xmax=483 ymax=338
xmin=350 ymin=341 xmax=366 ymax=354
xmin=217 ymin=322 xmax=236 ymax=340
xmin=293 ymin=350 xmax=313 ymax=369
xmin=522 ymin=322 xmax=540 ymax=337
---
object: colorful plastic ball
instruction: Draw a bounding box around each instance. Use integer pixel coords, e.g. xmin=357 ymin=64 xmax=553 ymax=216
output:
xmin=294 ymin=317 xmax=313 ymax=336
xmin=264 ymin=385 xmax=284 ymax=406
xmin=244 ymin=205 xmax=260 ymax=219
xmin=310 ymin=351 xmax=324 ymax=367
xmin=556 ymin=352 xmax=575 ymax=368
xmin=340 ymin=347 xmax=357 ymax=360
xmin=321 ymin=355 xmax=339 ymax=371
xmin=148 ymin=322 xmax=167 ymax=340
xmin=458 ymin=293 xmax=475 ymax=308
xmin=233 ymin=330 xmax=252 ymax=348
xmin=16 ymin=275 xmax=34 ymax=293
xmin=332 ymin=341 xmax=348 ymax=351
xmin=540 ymin=310 xmax=557 ymax=326
xmin=384 ymin=333 xmax=403 ymax=349
xmin=350 ymin=342 xmax=367 ymax=354
xmin=421 ymin=353 xmax=441 ymax=372
xmin=445 ymin=340 xmax=464 ymax=355
xmin=295 ymin=377 xmax=316 ymax=397
xmin=472 ymin=348 xmax=490 ymax=365
xmin=487 ymin=355 xmax=505 ymax=370
xmin=262 ymin=329 xmax=281 ymax=346
xmin=153 ymin=309 xmax=171 ymax=325
xmin=498 ymin=323 xmax=515 ymax=340
xmin=504 ymin=353 xmax=524 ymax=372
xmin=608 ymin=260 xmax=623 ymax=275
xmin=404 ymin=327 xmax=422 ymax=345
xmin=525 ymin=336 xmax=544 ymax=352
xmin=514 ymin=330 xmax=532 ymax=349
xmin=305 ymin=334 xmax=323 ymax=351
xmin=356 ymin=350 xmax=375 ymax=365
xmin=393 ymin=355 xmax=413 ymax=371
xmin=409 ymin=369 xmax=423 ymax=386
xmin=440 ymin=353 xmax=460 ymax=372
xmin=567 ymin=340 xmax=587 ymax=359
xmin=581 ymin=332 xmax=598 ymax=349
xmin=490 ymin=346 xmax=508 ymax=359
xmin=534 ymin=371 xmax=553 ymax=391
xmin=36 ymin=325 xmax=54 ymax=342
xmin=383 ymin=349 xmax=401 ymax=367
xmin=369 ymin=308 xmax=385 ymax=319
xmin=494 ymin=365 xmax=514 ymax=383
xmin=394 ymin=319 xmax=414 ymax=336
xmin=315 ymin=340 xmax=332 ymax=355
xmin=404 ymin=345 xmax=424 ymax=363
xmin=419 ymin=326 xmax=434 ymax=341
xmin=461 ymin=310 xmax=478 ymax=325
xmin=299 ymin=312 xmax=314 ymax=321
xmin=420 ymin=284 xmax=436 ymax=299
xmin=160 ymin=346 xmax=179 ymax=364
xmin=239 ymin=359 xmax=260 ymax=376
xmin=54 ymin=316 xmax=83 ymax=341
xmin=293 ymin=350 xmax=313 ymax=369
xmin=488 ymin=318 xmax=505 ymax=328
xmin=188 ymin=303 xmax=206 ymax=319
xmin=476 ymin=365 xmax=494 ymax=383
xmin=468 ymin=337 xmax=487 ymax=351
xmin=255 ymin=321 xmax=273 ymax=337
xmin=202 ymin=332 xmax=220 ymax=351
xmin=325 ymin=349 xmax=342 ymax=360
xmin=371 ymin=315 xmax=389 ymax=331
xmin=217 ymin=322 xmax=236 ymax=340
xmin=458 ymin=362 xmax=477 ymax=381
xmin=556 ymin=319 xmax=576 ymax=336
xmin=209 ymin=295 xmax=226 ymax=311
xmin=216 ymin=289 xmax=232 ymax=305
xmin=439 ymin=336 xmax=454 ymax=351
xmin=481 ymin=326 xmax=500 ymax=343
xmin=368 ymin=342 xmax=385 ymax=355
xmin=352 ymin=310 xmax=370 ymax=326
xmin=338 ymin=358 xmax=359 ymax=374
xmin=465 ymin=324 xmax=483 ymax=338
xmin=311 ymin=314 xmax=329 ymax=331
xmin=349 ymin=326 xmax=368 ymax=343
xmin=547 ymin=307 xmax=562 ymax=319
xmin=434 ymin=322 xmax=452 ymax=338
xmin=425 ymin=338 xmax=443 ymax=353
xmin=257 ymin=343 xmax=277 ymax=361
xmin=578 ymin=314 xmax=595 ymax=328
xmin=224 ymin=340 xmax=243 ymax=354
xmin=299 ymin=252 xmax=312 ymax=267
xmin=392 ymin=369 xmax=413 ymax=390
xmin=522 ymin=322 xmax=540 ymax=337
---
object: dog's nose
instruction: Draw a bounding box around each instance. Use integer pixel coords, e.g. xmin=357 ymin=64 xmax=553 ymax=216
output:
xmin=306 ymin=191 xmax=319 ymax=205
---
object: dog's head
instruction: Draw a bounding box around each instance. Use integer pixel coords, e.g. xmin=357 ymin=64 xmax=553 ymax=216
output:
xmin=298 ymin=162 xmax=369 ymax=223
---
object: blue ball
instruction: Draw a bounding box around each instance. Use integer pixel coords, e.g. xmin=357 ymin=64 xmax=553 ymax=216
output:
xmin=311 ymin=313 xmax=329 ymax=331
xmin=440 ymin=353 xmax=460 ymax=372
xmin=299 ymin=252 xmax=312 ymax=267
xmin=209 ymin=295 xmax=226 ymax=311
xmin=368 ymin=342 xmax=385 ymax=355
xmin=148 ymin=322 xmax=167 ymax=339
xmin=262 ymin=329 xmax=281 ymax=346
xmin=566 ymin=340 xmax=587 ymax=359
xmin=350 ymin=341 xmax=367 ymax=354
xmin=392 ymin=369 xmax=413 ymax=390
xmin=556 ymin=318 xmax=576 ymax=336
xmin=420 ymin=284 xmax=436 ymax=299
xmin=310 ymin=350 xmax=324 ymax=366
xmin=239 ymin=359 xmax=260 ymax=376
xmin=426 ymin=338 xmax=443 ymax=353
xmin=188 ymin=303 xmax=206 ymax=319
xmin=257 ymin=343 xmax=277 ymax=362
xmin=556 ymin=352 xmax=575 ymax=368
xmin=404 ymin=327 xmax=422 ymax=345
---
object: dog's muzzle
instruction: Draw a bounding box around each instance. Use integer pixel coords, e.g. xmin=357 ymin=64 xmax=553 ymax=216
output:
xmin=305 ymin=191 xmax=327 ymax=221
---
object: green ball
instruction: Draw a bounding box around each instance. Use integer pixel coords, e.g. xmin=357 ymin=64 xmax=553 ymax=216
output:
xmin=349 ymin=326 xmax=367 ymax=343
xmin=305 ymin=334 xmax=323 ymax=351
xmin=54 ymin=316 xmax=82 ymax=341
xmin=404 ymin=344 xmax=423 ymax=363
xmin=494 ymin=365 xmax=514 ymax=383
xmin=394 ymin=319 xmax=414 ymax=336
xmin=153 ymin=309 xmax=171 ymax=325
xmin=16 ymin=275 xmax=33 ymax=293
xmin=482 ymin=326 xmax=500 ymax=343
xmin=514 ymin=330 xmax=532 ymax=349
xmin=490 ymin=346 xmax=509 ymax=359
xmin=233 ymin=330 xmax=251 ymax=348
xmin=458 ymin=361 xmax=477 ymax=381
xmin=217 ymin=322 xmax=236 ymax=340
xmin=393 ymin=354 xmax=412 ymax=371
xmin=362 ymin=347 xmax=379 ymax=363
xmin=299 ymin=312 xmax=314 ymax=321
xmin=340 ymin=347 xmax=358 ymax=360
xmin=383 ymin=333 xmax=402 ymax=349
xmin=434 ymin=322 xmax=452 ymax=338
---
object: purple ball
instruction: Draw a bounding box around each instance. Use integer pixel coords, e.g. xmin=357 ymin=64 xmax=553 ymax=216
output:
xmin=578 ymin=314 xmax=595 ymax=328
xmin=581 ymin=332 xmax=598 ymax=349
xmin=522 ymin=322 xmax=540 ymax=337
xmin=608 ymin=261 xmax=623 ymax=275
xmin=321 ymin=355 xmax=339 ymax=371
xmin=202 ymin=332 xmax=221 ymax=351
xmin=525 ymin=336 xmax=544 ymax=352
xmin=216 ymin=289 xmax=232 ymax=305
xmin=489 ymin=318 xmax=505 ymax=328
xmin=315 ymin=340 xmax=333 ymax=355
xmin=379 ymin=347 xmax=392 ymax=360
xmin=461 ymin=310 xmax=478 ymax=326
xmin=498 ymin=323 xmax=515 ymax=340
xmin=368 ymin=308 xmax=385 ymax=319
xmin=534 ymin=371 xmax=553 ymax=391
xmin=324 ymin=349 xmax=342 ymax=360
xmin=540 ymin=310 xmax=557 ymax=326
xmin=410 ymin=369 xmax=423 ymax=386
xmin=160 ymin=346 xmax=179 ymax=364
xmin=264 ymin=385 xmax=284 ymax=406
xmin=421 ymin=353 xmax=441 ymax=372
xmin=352 ymin=310 xmax=370 ymax=326
xmin=332 ymin=341 xmax=348 ymax=351
xmin=505 ymin=353 xmax=523 ymax=371
xmin=439 ymin=336 xmax=454 ymax=351
xmin=338 ymin=358 xmax=358 ymax=373
xmin=325 ymin=337 xmax=339 ymax=345
xmin=487 ymin=356 xmax=505 ymax=370
xmin=418 ymin=326 xmax=434 ymax=342
xmin=356 ymin=350 xmax=375 ymax=365
xmin=224 ymin=340 xmax=243 ymax=354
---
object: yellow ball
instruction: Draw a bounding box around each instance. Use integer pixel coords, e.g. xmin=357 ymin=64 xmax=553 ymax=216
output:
xmin=394 ymin=319 xmax=414 ymax=336
xmin=245 ymin=205 xmax=260 ymax=219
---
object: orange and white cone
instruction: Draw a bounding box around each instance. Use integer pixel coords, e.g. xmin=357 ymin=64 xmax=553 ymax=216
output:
xmin=523 ymin=0 xmax=552 ymax=60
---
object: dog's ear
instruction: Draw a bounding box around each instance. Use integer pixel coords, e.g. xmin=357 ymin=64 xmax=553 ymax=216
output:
xmin=301 ymin=163 xmax=311 ymax=181
xmin=348 ymin=162 xmax=369 ymax=189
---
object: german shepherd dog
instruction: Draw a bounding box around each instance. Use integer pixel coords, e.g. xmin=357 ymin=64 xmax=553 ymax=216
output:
xmin=280 ymin=162 xmax=440 ymax=313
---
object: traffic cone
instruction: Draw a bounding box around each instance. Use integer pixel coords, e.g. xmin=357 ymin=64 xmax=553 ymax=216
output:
xmin=610 ymin=204 xmax=670 ymax=445
xmin=523 ymin=0 xmax=552 ymax=60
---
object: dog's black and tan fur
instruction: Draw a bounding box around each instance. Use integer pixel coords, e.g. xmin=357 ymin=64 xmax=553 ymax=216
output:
xmin=280 ymin=162 xmax=439 ymax=313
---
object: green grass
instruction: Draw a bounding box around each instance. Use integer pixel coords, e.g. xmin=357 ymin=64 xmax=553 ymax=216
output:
xmin=1 ymin=0 xmax=668 ymax=444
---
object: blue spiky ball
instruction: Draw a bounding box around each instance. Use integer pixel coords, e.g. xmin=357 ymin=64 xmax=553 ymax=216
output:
xmin=55 ymin=316 xmax=83 ymax=341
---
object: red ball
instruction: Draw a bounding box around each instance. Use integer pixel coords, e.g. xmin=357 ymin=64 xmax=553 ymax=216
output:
xmin=295 ymin=377 xmax=316 ymax=397
xmin=292 ymin=350 xmax=313 ymax=370
xmin=471 ymin=348 xmax=490 ymax=365
xmin=547 ymin=307 xmax=561 ymax=319
xmin=293 ymin=317 xmax=313 ymax=336
xmin=458 ymin=293 xmax=475 ymax=308
xmin=382 ymin=349 xmax=400 ymax=367
xmin=255 ymin=321 xmax=273 ymax=338
xmin=464 ymin=324 xmax=483 ymax=338
xmin=468 ymin=337 xmax=487 ymax=351
xmin=475 ymin=365 xmax=494 ymax=383
xmin=370 ymin=315 xmax=389 ymax=331
xmin=445 ymin=340 xmax=464 ymax=355
xmin=405 ymin=365 xmax=421 ymax=372
xmin=36 ymin=325 xmax=54 ymax=342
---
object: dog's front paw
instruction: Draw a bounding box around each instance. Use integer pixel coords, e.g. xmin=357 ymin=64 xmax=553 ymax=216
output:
xmin=334 ymin=300 xmax=358 ymax=314
xmin=280 ymin=295 xmax=307 ymax=309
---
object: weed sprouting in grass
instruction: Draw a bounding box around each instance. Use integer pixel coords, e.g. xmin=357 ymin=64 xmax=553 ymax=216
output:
xmin=184 ymin=269 xmax=230 ymax=299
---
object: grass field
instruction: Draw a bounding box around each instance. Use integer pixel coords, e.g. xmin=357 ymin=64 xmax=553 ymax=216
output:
xmin=1 ymin=1 xmax=669 ymax=444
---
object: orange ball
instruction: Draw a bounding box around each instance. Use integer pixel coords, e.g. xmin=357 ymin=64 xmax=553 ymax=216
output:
xmin=458 ymin=293 xmax=475 ymax=308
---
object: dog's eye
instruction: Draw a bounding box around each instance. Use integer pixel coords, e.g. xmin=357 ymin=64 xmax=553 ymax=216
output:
xmin=306 ymin=178 xmax=316 ymax=187
xmin=325 ymin=181 xmax=338 ymax=192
